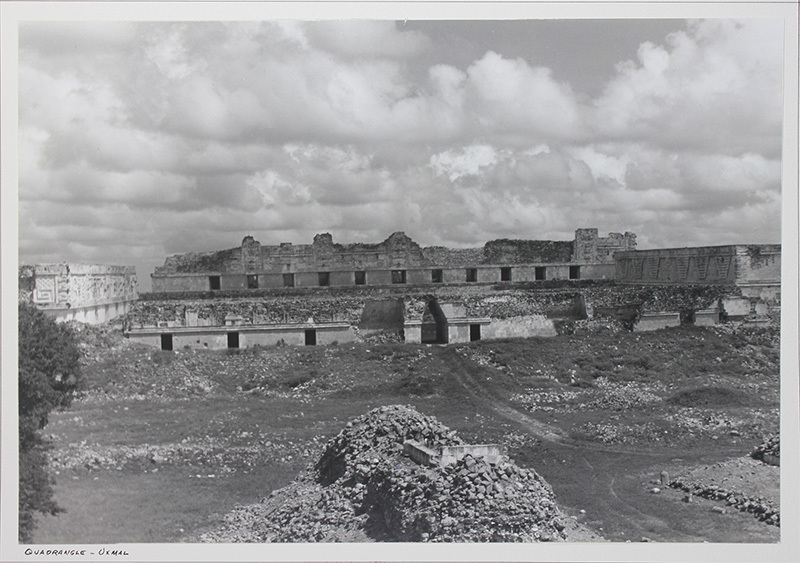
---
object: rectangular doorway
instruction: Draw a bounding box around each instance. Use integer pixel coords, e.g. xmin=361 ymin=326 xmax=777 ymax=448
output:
xmin=227 ymin=332 xmax=240 ymax=349
xmin=470 ymin=324 xmax=481 ymax=342
xmin=305 ymin=329 xmax=317 ymax=346
xmin=160 ymin=333 xmax=173 ymax=351
xmin=569 ymin=265 xmax=581 ymax=280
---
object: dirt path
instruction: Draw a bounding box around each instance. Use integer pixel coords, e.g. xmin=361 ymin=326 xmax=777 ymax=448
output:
xmin=446 ymin=348 xmax=666 ymax=455
xmin=444 ymin=348 xmax=779 ymax=543
xmin=447 ymin=349 xmax=568 ymax=443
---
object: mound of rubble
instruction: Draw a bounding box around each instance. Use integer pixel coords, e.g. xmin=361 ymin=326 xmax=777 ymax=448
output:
xmin=750 ymin=434 xmax=780 ymax=466
xmin=201 ymin=405 xmax=596 ymax=543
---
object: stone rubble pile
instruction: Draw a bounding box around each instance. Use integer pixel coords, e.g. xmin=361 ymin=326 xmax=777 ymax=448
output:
xmin=201 ymin=405 xmax=582 ymax=542
xmin=553 ymin=318 xmax=625 ymax=335
xmin=750 ymin=434 xmax=780 ymax=465
xmin=668 ymin=478 xmax=780 ymax=527
xmin=462 ymin=291 xmax=583 ymax=320
xmin=362 ymin=450 xmax=566 ymax=542
xmin=584 ymin=284 xmax=735 ymax=314
xmin=315 ymin=405 xmax=464 ymax=485
xmin=354 ymin=328 xmax=404 ymax=344
xmin=588 ymin=379 xmax=663 ymax=411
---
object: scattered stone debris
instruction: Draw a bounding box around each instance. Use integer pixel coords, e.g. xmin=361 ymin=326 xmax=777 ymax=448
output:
xmin=750 ymin=434 xmax=779 ymax=466
xmin=200 ymin=405 xmax=601 ymax=543
xmin=670 ymin=477 xmax=779 ymax=526
xmin=669 ymin=453 xmax=780 ymax=527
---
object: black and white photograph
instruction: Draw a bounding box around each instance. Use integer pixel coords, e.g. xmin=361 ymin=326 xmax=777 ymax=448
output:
xmin=2 ymin=1 xmax=798 ymax=562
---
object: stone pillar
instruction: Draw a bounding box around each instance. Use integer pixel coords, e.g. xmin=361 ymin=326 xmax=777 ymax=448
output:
xmin=574 ymin=228 xmax=599 ymax=262
xmin=241 ymin=236 xmax=262 ymax=272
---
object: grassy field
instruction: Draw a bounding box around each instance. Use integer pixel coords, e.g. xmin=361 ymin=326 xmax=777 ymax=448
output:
xmin=33 ymin=323 xmax=780 ymax=543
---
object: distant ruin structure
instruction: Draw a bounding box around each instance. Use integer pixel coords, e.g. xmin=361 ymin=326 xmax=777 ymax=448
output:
xmin=19 ymin=263 xmax=138 ymax=324
xmin=616 ymin=245 xmax=781 ymax=329
xmin=150 ymin=228 xmax=637 ymax=292
xmin=614 ymin=245 xmax=781 ymax=290
xmin=121 ymin=229 xmax=782 ymax=350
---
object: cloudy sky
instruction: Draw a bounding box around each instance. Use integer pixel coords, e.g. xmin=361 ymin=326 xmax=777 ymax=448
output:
xmin=17 ymin=18 xmax=784 ymax=290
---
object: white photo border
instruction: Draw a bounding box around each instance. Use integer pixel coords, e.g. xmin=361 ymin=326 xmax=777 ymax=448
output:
xmin=2 ymin=2 xmax=797 ymax=562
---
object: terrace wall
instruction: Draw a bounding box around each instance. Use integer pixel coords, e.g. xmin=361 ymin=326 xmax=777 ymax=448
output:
xmin=125 ymin=322 xmax=355 ymax=350
xmin=128 ymin=279 xmax=777 ymax=349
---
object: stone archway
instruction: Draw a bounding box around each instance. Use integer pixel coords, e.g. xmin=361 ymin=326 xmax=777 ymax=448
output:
xmin=421 ymin=298 xmax=448 ymax=344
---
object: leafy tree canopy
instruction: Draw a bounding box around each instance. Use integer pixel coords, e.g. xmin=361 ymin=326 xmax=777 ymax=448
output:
xmin=18 ymin=302 xmax=81 ymax=542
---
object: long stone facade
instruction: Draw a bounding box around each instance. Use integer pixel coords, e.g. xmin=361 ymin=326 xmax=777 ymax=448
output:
xmin=124 ymin=231 xmax=782 ymax=349
xmin=19 ymin=263 xmax=138 ymax=324
xmin=614 ymin=245 xmax=780 ymax=287
xmin=151 ymin=228 xmax=637 ymax=292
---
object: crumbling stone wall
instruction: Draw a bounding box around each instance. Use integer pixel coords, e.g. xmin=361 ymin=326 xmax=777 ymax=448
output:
xmin=739 ymin=245 xmax=781 ymax=284
xmin=127 ymin=294 xmax=367 ymax=328
xmin=583 ymin=284 xmax=735 ymax=313
xmin=155 ymin=232 xmax=432 ymax=276
xmin=159 ymin=247 xmax=243 ymax=274
xmin=574 ymin=228 xmax=636 ymax=263
xmin=420 ymin=246 xmax=484 ymax=267
xmin=482 ymin=239 xmax=574 ymax=264
xmin=152 ymin=228 xmax=635 ymax=292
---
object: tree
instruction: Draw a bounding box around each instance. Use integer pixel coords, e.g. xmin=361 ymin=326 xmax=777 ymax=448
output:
xmin=18 ymin=302 xmax=81 ymax=542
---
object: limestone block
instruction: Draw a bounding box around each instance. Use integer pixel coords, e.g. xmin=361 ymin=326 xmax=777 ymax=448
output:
xmin=721 ymin=297 xmax=752 ymax=318
xmin=404 ymin=323 xmax=422 ymax=343
xmin=482 ymin=315 xmax=557 ymax=339
xmin=633 ymin=312 xmax=680 ymax=332
xmin=694 ymin=309 xmax=719 ymax=326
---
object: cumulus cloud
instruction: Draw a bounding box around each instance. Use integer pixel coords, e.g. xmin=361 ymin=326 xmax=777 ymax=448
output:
xmin=430 ymin=145 xmax=500 ymax=181
xmin=16 ymin=19 xmax=784 ymax=289
xmin=465 ymin=51 xmax=585 ymax=141
xmin=592 ymin=19 xmax=783 ymax=156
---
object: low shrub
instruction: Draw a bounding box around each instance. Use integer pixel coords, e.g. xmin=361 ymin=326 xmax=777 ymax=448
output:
xmin=667 ymin=386 xmax=755 ymax=408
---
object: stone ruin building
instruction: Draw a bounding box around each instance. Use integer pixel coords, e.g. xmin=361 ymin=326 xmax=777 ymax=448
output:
xmin=615 ymin=244 xmax=781 ymax=330
xmin=150 ymin=228 xmax=637 ymax=292
xmin=18 ymin=228 xmax=779 ymax=346
xmin=19 ymin=263 xmax=138 ymax=324
xmin=121 ymin=228 xmax=781 ymax=351
xmin=131 ymin=229 xmax=631 ymax=349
